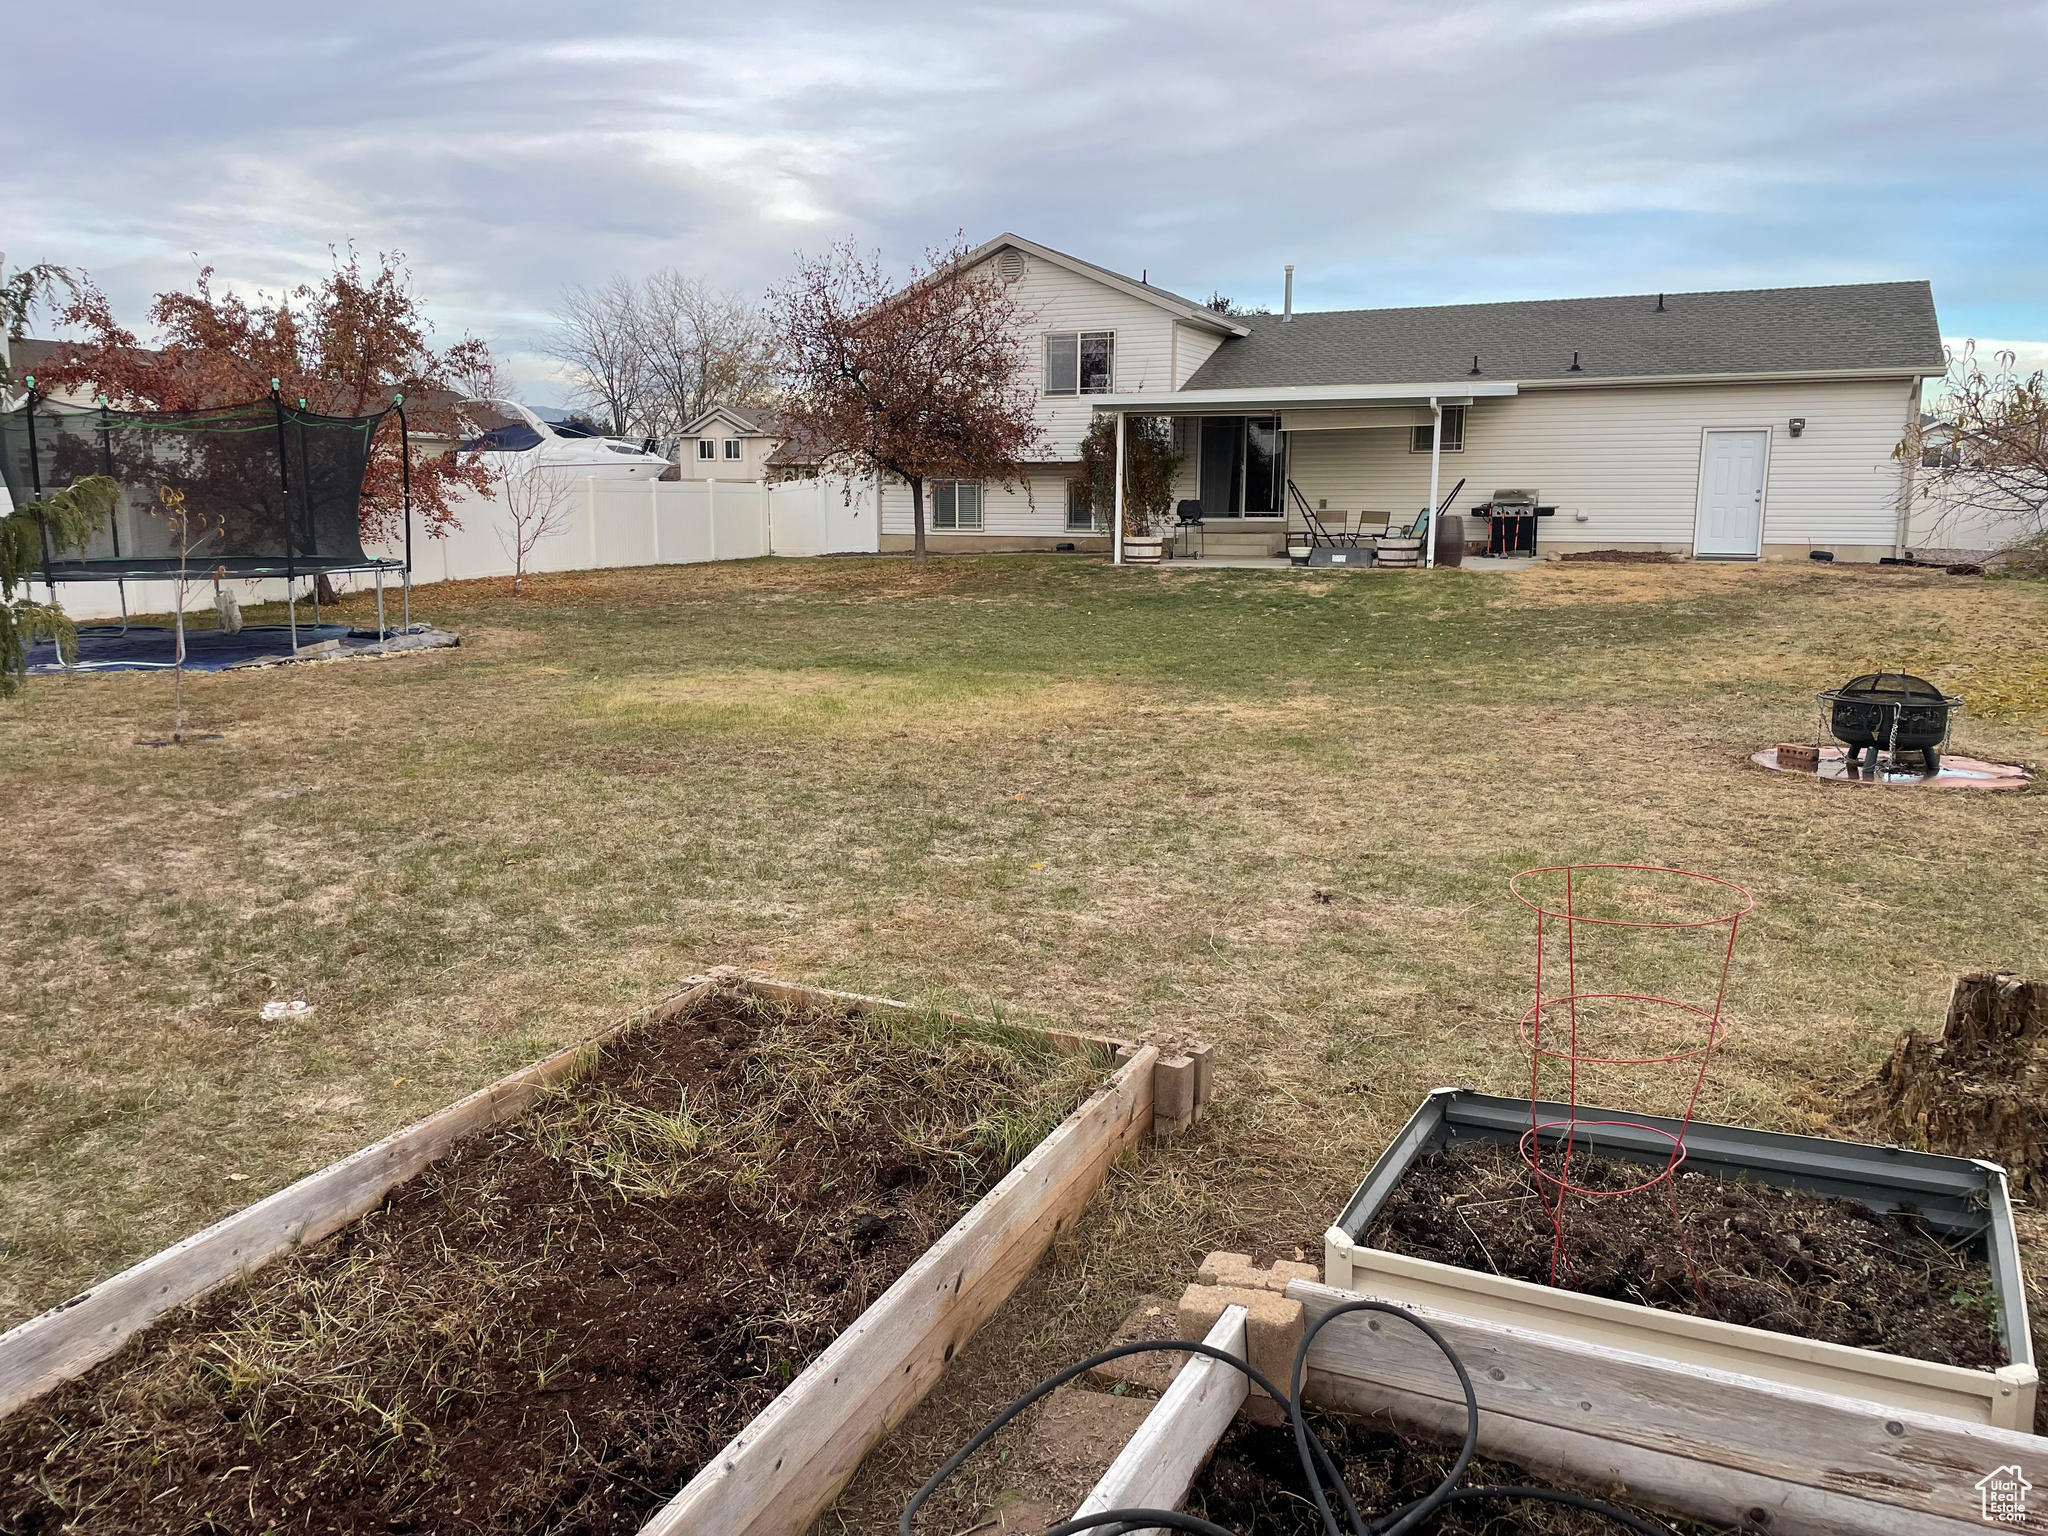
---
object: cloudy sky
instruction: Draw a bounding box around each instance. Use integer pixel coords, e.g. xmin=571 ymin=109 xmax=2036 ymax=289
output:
xmin=5 ymin=0 xmax=2043 ymax=402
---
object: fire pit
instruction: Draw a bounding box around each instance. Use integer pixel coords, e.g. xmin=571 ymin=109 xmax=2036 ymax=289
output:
xmin=1820 ymin=670 xmax=1961 ymax=774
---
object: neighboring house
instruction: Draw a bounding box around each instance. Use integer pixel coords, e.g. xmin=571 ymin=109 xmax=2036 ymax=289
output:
xmin=860 ymin=234 xmax=1945 ymax=561
xmin=674 ymin=404 xmax=783 ymax=481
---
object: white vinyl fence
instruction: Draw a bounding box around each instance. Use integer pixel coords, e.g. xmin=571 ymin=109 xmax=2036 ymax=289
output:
xmin=44 ymin=475 xmax=881 ymax=622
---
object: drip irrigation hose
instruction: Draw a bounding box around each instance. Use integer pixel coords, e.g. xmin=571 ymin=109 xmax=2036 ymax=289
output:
xmin=901 ymin=1297 xmax=1679 ymax=1536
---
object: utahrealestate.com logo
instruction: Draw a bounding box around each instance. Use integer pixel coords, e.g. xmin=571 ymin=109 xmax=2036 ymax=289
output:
xmin=1977 ymin=1465 xmax=2032 ymax=1524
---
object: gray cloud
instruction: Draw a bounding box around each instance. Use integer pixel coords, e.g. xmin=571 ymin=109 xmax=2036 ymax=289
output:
xmin=5 ymin=0 xmax=2042 ymax=402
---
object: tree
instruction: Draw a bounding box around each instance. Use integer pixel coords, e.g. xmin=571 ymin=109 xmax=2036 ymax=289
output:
xmin=635 ymin=270 xmax=776 ymax=436
xmin=1902 ymin=341 xmax=2048 ymax=552
xmin=541 ymin=270 xmax=776 ymax=442
xmin=768 ymin=237 xmax=1045 ymax=565
xmin=541 ymin=275 xmax=647 ymax=436
xmin=154 ymin=485 xmax=226 ymax=744
xmin=0 ymin=257 xmax=78 ymax=393
xmin=488 ymin=458 xmax=575 ymax=594
xmin=1073 ymin=415 xmax=1182 ymax=537
xmin=32 ymin=249 xmax=495 ymax=545
xmin=0 ymin=475 xmax=117 ymax=694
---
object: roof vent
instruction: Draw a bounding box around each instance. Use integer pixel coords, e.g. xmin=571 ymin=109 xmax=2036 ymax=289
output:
xmin=997 ymin=249 xmax=1027 ymax=284
xmin=1655 ymin=292 xmax=1666 ymax=312
xmin=1569 ymin=351 xmax=1582 ymax=372
xmin=1469 ymin=354 xmax=1481 ymax=376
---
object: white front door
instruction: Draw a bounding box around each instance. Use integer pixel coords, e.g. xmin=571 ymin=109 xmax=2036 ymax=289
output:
xmin=1694 ymin=429 xmax=1769 ymax=558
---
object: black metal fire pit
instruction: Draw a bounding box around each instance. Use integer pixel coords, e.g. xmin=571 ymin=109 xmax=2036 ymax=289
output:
xmin=1820 ymin=671 xmax=1962 ymax=773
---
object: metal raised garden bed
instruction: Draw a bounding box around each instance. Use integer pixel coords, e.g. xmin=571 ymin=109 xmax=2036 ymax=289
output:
xmin=1324 ymin=1087 xmax=2037 ymax=1430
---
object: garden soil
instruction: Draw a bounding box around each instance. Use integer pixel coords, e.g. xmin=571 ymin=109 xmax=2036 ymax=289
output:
xmin=1368 ymin=1142 xmax=2004 ymax=1369
xmin=0 ymin=991 xmax=1100 ymax=1535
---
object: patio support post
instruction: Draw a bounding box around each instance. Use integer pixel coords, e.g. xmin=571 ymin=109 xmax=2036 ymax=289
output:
xmin=1425 ymin=396 xmax=1442 ymax=570
xmin=1111 ymin=411 xmax=1126 ymax=566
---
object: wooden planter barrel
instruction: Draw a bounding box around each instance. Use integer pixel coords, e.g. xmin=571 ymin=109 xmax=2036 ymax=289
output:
xmin=1375 ymin=535 xmax=1423 ymax=568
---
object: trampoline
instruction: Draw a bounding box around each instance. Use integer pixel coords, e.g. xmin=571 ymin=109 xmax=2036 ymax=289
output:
xmin=0 ymin=384 xmax=416 ymax=648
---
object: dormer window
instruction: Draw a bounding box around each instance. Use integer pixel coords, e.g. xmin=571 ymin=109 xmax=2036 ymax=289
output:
xmin=1044 ymin=331 xmax=1114 ymax=396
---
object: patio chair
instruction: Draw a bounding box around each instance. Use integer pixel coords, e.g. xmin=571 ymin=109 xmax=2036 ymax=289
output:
xmin=1172 ymin=499 xmax=1205 ymax=559
xmin=1287 ymin=482 xmax=1360 ymax=547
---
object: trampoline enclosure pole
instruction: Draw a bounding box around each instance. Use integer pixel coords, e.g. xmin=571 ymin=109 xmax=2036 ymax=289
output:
xmin=397 ymin=398 xmax=413 ymax=631
xmin=376 ymin=567 xmax=386 ymax=647
xmin=288 ymin=579 xmax=298 ymax=652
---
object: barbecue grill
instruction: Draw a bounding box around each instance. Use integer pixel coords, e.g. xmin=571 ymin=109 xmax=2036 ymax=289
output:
xmin=1819 ymin=671 xmax=1962 ymax=774
xmin=1484 ymin=489 xmax=1540 ymax=556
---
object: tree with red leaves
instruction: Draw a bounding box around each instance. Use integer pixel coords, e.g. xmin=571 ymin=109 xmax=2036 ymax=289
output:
xmin=34 ymin=250 xmax=494 ymax=545
xmin=768 ymin=237 xmax=1044 ymax=565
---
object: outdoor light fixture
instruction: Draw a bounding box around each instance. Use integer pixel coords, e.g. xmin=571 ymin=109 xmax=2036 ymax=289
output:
xmin=1789 ymin=418 xmax=1806 ymax=437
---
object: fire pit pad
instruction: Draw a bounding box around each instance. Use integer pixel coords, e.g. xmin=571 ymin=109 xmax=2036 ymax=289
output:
xmin=1752 ymin=745 xmax=2030 ymax=789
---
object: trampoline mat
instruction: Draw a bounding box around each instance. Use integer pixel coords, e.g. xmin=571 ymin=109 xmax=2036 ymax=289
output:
xmin=28 ymin=625 xmax=392 ymax=673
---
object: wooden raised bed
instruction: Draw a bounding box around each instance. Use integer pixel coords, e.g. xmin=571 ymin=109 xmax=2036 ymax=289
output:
xmin=0 ymin=970 xmax=1211 ymax=1536
xmin=1061 ymin=1280 xmax=2048 ymax=1535
xmin=1325 ymin=1087 xmax=2038 ymax=1430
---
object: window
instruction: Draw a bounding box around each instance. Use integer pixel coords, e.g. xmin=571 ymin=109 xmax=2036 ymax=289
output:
xmin=697 ymin=439 xmax=716 ymax=460
xmin=723 ymin=438 xmax=742 ymax=460
xmin=931 ymin=480 xmax=984 ymax=531
xmin=1043 ymin=330 xmax=1115 ymax=396
xmin=1410 ymin=406 xmax=1465 ymax=453
xmin=1066 ymin=480 xmax=1106 ymax=532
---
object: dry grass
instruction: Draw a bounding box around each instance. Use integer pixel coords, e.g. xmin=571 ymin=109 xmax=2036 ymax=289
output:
xmin=3 ymin=554 xmax=2046 ymax=1528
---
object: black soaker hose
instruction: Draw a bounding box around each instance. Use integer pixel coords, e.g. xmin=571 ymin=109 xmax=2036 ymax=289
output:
xmin=901 ymin=1297 xmax=1680 ymax=1536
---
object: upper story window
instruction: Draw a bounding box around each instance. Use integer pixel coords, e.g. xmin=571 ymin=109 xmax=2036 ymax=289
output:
xmin=1044 ymin=331 xmax=1115 ymax=396
xmin=723 ymin=438 xmax=743 ymax=460
xmin=697 ymin=439 xmax=717 ymax=460
xmin=1410 ymin=406 xmax=1465 ymax=453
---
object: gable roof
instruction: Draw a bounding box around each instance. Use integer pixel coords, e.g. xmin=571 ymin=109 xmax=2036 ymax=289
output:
xmin=1182 ymin=281 xmax=1944 ymax=391
xmin=964 ymin=234 xmax=1250 ymax=339
xmin=679 ymin=403 xmax=776 ymax=437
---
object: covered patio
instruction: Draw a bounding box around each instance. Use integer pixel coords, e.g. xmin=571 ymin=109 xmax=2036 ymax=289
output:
xmin=1091 ymin=380 xmax=1520 ymax=567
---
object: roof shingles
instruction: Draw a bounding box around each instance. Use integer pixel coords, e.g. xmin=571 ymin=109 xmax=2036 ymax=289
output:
xmin=1181 ymin=281 xmax=1944 ymax=391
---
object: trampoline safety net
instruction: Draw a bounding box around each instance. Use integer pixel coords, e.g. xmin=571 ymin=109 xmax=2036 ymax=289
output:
xmin=0 ymin=395 xmax=397 ymax=580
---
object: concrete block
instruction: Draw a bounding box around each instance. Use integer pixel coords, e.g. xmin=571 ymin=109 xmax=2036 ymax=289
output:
xmin=1178 ymin=1283 xmax=1303 ymax=1401
xmin=1153 ymin=1054 xmax=1195 ymax=1136
xmin=1197 ymin=1252 xmax=1319 ymax=1294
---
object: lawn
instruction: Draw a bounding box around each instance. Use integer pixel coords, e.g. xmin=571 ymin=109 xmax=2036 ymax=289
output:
xmin=3 ymin=552 xmax=2045 ymax=1524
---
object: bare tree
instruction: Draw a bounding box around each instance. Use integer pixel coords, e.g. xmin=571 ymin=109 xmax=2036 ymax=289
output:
xmin=767 ymin=237 xmax=1044 ymax=565
xmin=155 ymin=486 xmax=225 ymax=744
xmin=636 ymin=270 xmax=776 ymax=437
xmin=489 ymin=459 xmax=576 ymax=593
xmin=1902 ymin=341 xmax=2048 ymax=551
xmin=541 ymin=275 xmax=646 ymax=435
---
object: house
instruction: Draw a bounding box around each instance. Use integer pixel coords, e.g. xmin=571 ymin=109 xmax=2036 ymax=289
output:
xmin=674 ymin=404 xmax=783 ymax=481
xmin=867 ymin=234 xmax=1946 ymax=562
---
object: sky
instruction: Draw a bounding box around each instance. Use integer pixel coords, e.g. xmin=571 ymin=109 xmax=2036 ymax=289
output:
xmin=4 ymin=0 xmax=2043 ymax=405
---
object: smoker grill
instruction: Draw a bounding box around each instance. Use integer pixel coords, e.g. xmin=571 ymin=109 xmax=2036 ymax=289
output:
xmin=1820 ymin=671 xmax=1962 ymax=773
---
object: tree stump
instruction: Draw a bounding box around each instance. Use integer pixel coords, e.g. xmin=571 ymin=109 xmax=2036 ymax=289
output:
xmin=1860 ymin=972 xmax=2048 ymax=1193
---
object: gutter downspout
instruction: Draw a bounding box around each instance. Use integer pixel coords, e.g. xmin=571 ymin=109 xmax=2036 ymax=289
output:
xmin=1894 ymin=374 xmax=1921 ymax=560
xmin=1425 ymin=396 xmax=1442 ymax=569
xmin=1112 ymin=411 xmax=1126 ymax=565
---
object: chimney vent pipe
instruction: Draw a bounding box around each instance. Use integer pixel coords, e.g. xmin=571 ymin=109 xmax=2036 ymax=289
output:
xmin=1283 ymin=265 xmax=1294 ymax=322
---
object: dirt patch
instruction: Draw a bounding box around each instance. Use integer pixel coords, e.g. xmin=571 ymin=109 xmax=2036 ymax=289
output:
xmin=1189 ymin=1406 xmax=1712 ymax=1534
xmin=0 ymin=990 xmax=1104 ymax=1535
xmin=1558 ymin=549 xmax=1678 ymax=565
xmin=1368 ymin=1142 xmax=2004 ymax=1370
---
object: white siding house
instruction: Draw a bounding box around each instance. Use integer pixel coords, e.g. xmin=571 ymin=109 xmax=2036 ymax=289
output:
xmin=780 ymin=234 xmax=1947 ymax=563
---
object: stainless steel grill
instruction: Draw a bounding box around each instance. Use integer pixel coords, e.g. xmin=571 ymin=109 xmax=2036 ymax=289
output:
xmin=1485 ymin=488 xmax=1540 ymax=556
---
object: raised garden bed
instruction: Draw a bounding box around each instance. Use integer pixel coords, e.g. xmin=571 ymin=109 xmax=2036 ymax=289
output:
xmin=0 ymin=973 xmax=1205 ymax=1536
xmin=1325 ymin=1088 xmax=2036 ymax=1429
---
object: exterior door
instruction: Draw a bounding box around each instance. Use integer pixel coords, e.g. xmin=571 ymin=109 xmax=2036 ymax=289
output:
xmin=1694 ymin=429 xmax=1769 ymax=557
